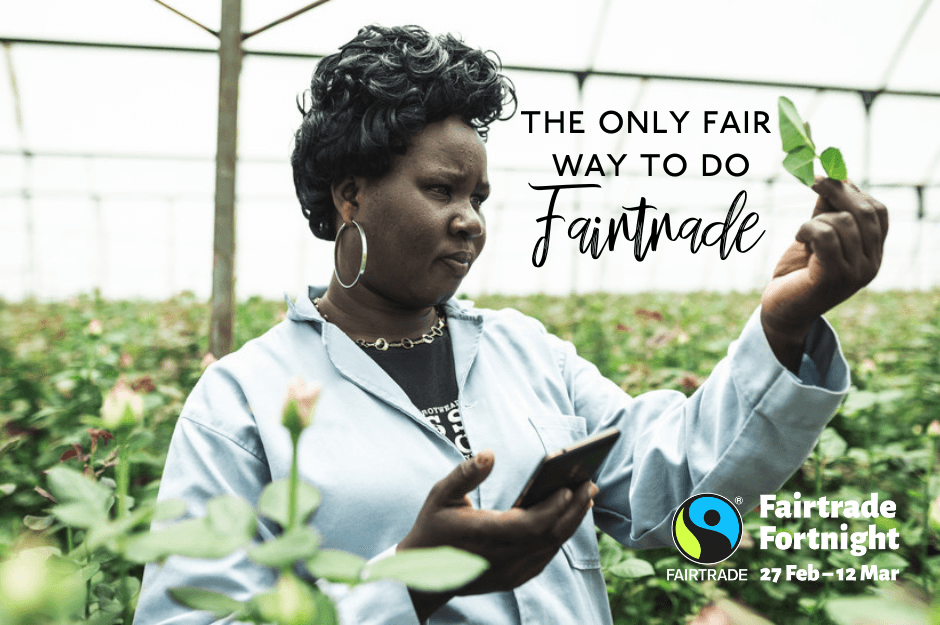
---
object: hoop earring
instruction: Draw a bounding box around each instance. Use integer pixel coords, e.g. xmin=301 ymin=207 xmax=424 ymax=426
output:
xmin=333 ymin=220 xmax=367 ymax=289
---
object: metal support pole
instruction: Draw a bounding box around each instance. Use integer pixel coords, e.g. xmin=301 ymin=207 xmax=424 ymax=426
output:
xmin=210 ymin=0 xmax=242 ymax=357
xmin=859 ymin=90 xmax=880 ymax=192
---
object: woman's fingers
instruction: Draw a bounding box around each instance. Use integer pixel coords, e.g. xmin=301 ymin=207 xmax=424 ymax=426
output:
xmin=427 ymin=450 xmax=495 ymax=506
xmin=811 ymin=178 xmax=888 ymax=260
xmin=403 ymin=461 xmax=599 ymax=595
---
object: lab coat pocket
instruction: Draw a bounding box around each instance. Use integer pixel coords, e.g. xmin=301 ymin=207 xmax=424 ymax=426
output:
xmin=562 ymin=508 xmax=601 ymax=570
xmin=527 ymin=415 xmax=600 ymax=570
xmin=527 ymin=414 xmax=587 ymax=453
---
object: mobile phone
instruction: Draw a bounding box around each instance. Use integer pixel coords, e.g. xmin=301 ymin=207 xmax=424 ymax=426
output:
xmin=513 ymin=427 xmax=620 ymax=509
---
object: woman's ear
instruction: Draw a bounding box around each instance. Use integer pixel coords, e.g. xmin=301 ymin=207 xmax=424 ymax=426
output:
xmin=331 ymin=177 xmax=361 ymax=225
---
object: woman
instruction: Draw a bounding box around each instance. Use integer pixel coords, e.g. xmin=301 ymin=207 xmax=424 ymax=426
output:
xmin=137 ymin=25 xmax=887 ymax=624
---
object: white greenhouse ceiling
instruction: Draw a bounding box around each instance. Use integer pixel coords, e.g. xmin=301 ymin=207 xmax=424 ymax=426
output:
xmin=1 ymin=0 xmax=939 ymax=300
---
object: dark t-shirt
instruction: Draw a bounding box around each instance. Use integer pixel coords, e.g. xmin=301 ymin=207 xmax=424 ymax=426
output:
xmin=363 ymin=326 xmax=472 ymax=458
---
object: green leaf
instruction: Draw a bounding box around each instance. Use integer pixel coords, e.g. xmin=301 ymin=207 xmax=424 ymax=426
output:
xmin=607 ymin=557 xmax=655 ymax=579
xmin=257 ymin=479 xmax=321 ymax=528
xmin=206 ymin=495 xmax=257 ymax=538
xmin=84 ymin=506 xmax=153 ymax=552
xmin=250 ymin=574 xmax=320 ymax=625
xmin=23 ymin=515 xmax=55 ymax=531
xmin=842 ymin=389 xmax=905 ymax=415
xmin=307 ymin=549 xmax=367 ymax=584
xmin=168 ymin=586 xmax=243 ymax=618
xmin=867 ymin=551 xmax=909 ymax=571
xmin=820 ymin=147 xmax=847 ymax=180
xmin=123 ymin=496 xmax=257 ymax=563
xmin=248 ymin=527 xmax=321 ymax=567
xmin=825 ymin=597 xmax=926 ymax=625
xmin=363 ymin=547 xmax=488 ymax=592
xmin=778 ymin=96 xmax=814 ymax=152
xmin=153 ymin=498 xmax=187 ymax=522
xmin=311 ymin=590 xmax=339 ymax=625
xmin=78 ymin=561 xmax=102 ymax=583
xmin=0 ymin=483 xmax=15 ymax=496
xmin=124 ymin=518 xmax=221 ymax=563
xmin=783 ymin=146 xmax=816 ymax=187
xmin=53 ymin=500 xmax=108 ymax=528
xmin=816 ymin=427 xmax=848 ymax=460
xmin=46 ymin=466 xmax=111 ymax=511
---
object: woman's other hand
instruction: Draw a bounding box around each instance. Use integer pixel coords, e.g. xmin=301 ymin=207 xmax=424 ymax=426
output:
xmin=398 ymin=449 xmax=597 ymax=620
xmin=760 ymin=178 xmax=888 ymax=372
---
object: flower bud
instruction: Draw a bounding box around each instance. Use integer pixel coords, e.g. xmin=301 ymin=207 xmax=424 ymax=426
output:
xmin=928 ymin=420 xmax=940 ymax=438
xmin=86 ymin=319 xmax=103 ymax=337
xmin=54 ymin=378 xmax=76 ymax=398
xmin=100 ymin=379 xmax=144 ymax=427
xmin=282 ymin=377 xmax=321 ymax=443
xmin=200 ymin=352 xmax=217 ymax=372
xmin=255 ymin=573 xmax=319 ymax=625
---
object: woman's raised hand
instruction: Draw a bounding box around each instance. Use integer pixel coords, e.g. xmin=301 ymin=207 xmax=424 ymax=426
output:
xmin=760 ymin=178 xmax=888 ymax=372
xmin=398 ymin=450 xmax=597 ymax=620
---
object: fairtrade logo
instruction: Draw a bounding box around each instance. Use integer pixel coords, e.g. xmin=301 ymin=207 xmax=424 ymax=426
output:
xmin=672 ymin=493 xmax=743 ymax=564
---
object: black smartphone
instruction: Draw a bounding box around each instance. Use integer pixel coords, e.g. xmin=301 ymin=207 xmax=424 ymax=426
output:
xmin=513 ymin=427 xmax=620 ymax=509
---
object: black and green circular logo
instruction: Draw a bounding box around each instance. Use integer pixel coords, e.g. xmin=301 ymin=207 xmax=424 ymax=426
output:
xmin=672 ymin=493 xmax=743 ymax=564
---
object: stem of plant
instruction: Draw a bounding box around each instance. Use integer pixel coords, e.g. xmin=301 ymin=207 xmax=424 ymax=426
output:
xmin=116 ymin=441 xmax=130 ymax=519
xmin=815 ymin=448 xmax=823 ymax=496
xmin=923 ymin=435 xmax=936 ymax=595
xmin=288 ymin=432 xmax=300 ymax=534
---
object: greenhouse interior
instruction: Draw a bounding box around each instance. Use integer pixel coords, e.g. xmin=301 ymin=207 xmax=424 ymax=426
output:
xmin=2 ymin=2 xmax=939 ymax=625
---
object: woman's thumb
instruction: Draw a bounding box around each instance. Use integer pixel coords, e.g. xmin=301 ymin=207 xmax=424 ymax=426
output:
xmin=439 ymin=449 xmax=495 ymax=500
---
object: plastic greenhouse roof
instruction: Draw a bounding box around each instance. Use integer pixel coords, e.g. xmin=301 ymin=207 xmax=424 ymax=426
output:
xmin=1 ymin=0 xmax=938 ymax=299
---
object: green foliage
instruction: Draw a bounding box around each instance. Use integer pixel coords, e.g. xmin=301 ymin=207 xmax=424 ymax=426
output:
xmin=0 ymin=300 xmax=489 ymax=623
xmin=1 ymin=289 xmax=938 ymax=623
xmin=482 ymin=289 xmax=939 ymax=624
xmin=362 ymin=547 xmax=489 ymax=592
xmin=778 ymin=96 xmax=848 ymax=186
xmin=257 ymin=478 xmax=322 ymax=529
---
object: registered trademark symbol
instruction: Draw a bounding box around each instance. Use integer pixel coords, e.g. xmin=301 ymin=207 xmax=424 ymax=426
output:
xmin=735 ymin=496 xmax=743 ymax=505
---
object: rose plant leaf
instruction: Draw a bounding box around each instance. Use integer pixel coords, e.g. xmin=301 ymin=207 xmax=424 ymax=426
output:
xmin=23 ymin=515 xmax=56 ymax=531
xmin=307 ymin=549 xmax=368 ymax=585
xmin=51 ymin=501 xmax=106 ymax=528
xmin=362 ymin=547 xmax=489 ymax=592
xmin=312 ymin=590 xmax=339 ymax=625
xmin=257 ymin=479 xmax=321 ymax=528
xmin=124 ymin=511 xmax=254 ymax=563
xmin=783 ymin=146 xmax=817 ymax=187
xmin=248 ymin=527 xmax=321 ymax=567
xmin=816 ymin=427 xmax=848 ymax=460
xmin=820 ymin=147 xmax=847 ymax=180
xmin=168 ymin=586 xmax=244 ymax=618
xmin=122 ymin=518 xmax=211 ymax=563
xmin=206 ymin=495 xmax=257 ymax=540
xmin=250 ymin=574 xmax=319 ymax=624
xmin=153 ymin=498 xmax=188 ymax=522
xmin=778 ymin=96 xmax=814 ymax=153
xmin=607 ymin=557 xmax=655 ymax=579
xmin=46 ymin=465 xmax=111 ymax=511
xmin=84 ymin=506 xmax=155 ymax=552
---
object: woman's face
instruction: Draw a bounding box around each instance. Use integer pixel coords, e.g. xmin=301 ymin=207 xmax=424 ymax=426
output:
xmin=340 ymin=115 xmax=489 ymax=308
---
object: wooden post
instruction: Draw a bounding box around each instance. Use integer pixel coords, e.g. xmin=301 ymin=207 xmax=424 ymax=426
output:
xmin=209 ymin=0 xmax=242 ymax=357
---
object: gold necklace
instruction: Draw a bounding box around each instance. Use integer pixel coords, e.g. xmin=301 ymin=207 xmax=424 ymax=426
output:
xmin=313 ymin=297 xmax=446 ymax=351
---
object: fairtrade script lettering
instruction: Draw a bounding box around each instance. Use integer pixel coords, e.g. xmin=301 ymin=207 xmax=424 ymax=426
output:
xmin=530 ymin=184 xmax=765 ymax=268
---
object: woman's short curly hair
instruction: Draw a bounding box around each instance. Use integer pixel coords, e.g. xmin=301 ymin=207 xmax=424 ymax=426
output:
xmin=291 ymin=24 xmax=516 ymax=241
